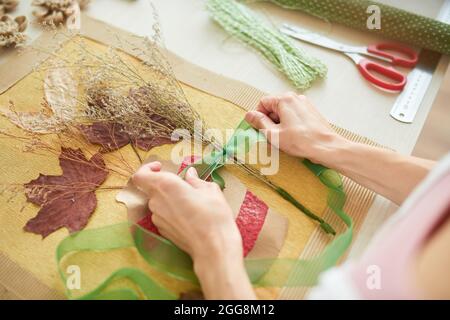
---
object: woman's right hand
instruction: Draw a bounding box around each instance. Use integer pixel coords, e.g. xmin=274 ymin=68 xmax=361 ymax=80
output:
xmin=246 ymin=92 xmax=435 ymax=205
xmin=244 ymin=93 xmax=348 ymax=167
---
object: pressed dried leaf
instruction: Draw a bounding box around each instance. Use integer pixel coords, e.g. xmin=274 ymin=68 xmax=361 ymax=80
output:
xmin=24 ymin=147 xmax=108 ymax=237
xmin=1 ymin=68 xmax=77 ymax=133
xmin=44 ymin=67 xmax=78 ymax=121
xmin=80 ymin=93 xmax=178 ymax=152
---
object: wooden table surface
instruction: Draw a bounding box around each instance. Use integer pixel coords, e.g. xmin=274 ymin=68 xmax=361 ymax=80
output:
xmin=1 ymin=0 xmax=449 ymax=299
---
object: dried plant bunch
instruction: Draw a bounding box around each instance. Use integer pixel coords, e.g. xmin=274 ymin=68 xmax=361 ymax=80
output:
xmin=32 ymin=0 xmax=90 ymax=25
xmin=0 ymin=14 xmax=27 ymax=47
xmin=0 ymin=0 xmax=19 ymax=15
xmin=64 ymin=34 xmax=210 ymax=151
xmin=3 ymin=27 xmax=212 ymax=153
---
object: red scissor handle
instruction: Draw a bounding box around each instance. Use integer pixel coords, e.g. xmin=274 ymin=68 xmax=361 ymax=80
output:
xmin=367 ymin=43 xmax=419 ymax=68
xmin=357 ymin=59 xmax=407 ymax=91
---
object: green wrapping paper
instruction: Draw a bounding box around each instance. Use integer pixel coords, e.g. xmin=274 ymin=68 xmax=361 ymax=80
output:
xmin=261 ymin=0 xmax=450 ymax=55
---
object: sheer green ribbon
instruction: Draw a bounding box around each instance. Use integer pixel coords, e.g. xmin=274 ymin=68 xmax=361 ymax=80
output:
xmin=56 ymin=120 xmax=353 ymax=299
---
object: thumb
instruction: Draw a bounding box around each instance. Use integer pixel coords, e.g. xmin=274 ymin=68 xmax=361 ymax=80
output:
xmin=184 ymin=167 xmax=206 ymax=189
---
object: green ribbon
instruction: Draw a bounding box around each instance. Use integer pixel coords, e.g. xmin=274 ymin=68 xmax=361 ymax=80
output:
xmin=56 ymin=120 xmax=353 ymax=299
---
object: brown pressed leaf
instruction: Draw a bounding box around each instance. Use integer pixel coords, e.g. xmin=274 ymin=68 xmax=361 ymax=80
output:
xmin=79 ymin=122 xmax=130 ymax=152
xmin=24 ymin=147 xmax=108 ymax=238
xmin=80 ymin=90 xmax=178 ymax=152
xmin=80 ymin=118 xmax=177 ymax=153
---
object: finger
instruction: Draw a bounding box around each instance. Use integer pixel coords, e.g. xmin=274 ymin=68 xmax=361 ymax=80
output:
xmin=147 ymin=161 xmax=162 ymax=172
xmin=133 ymin=166 xmax=182 ymax=195
xmin=185 ymin=167 xmax=208 ymax=189
xmin=257 ymin=95 xmax=282 ymax=116
xmin=151 ymin=212 xmax=169 ymax=228
xmin=132 ymin=166 xmax=160 ymax=194
xmin=132 ymin=162 xmax=161 ymax=188
xmin=245 ymin=111 xmax=276 ymax=131
xmin=268 ymin=112 xmax=280 ymax=123
xmin=134 ymin=161 xmax=162 ymax=174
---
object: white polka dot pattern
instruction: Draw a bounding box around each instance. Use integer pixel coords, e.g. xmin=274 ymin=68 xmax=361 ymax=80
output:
xmin=265 ymin=0 xmax=450 ymax=55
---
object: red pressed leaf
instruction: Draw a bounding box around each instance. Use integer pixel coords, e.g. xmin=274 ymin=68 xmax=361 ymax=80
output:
xmin=137 ymin=156 xmax=268 ymax=256
xmin=133 ymin=135 xmax=176 ymax=152
xmin=24 ymin=148 xmax=108 ymax=238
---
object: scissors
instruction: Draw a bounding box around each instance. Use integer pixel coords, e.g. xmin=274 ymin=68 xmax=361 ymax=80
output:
xmin=280 ymin=23 xmax=419 ymax=92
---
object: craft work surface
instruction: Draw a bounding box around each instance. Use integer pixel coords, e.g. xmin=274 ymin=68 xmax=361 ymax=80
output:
xmin=69 ymin=0 xmax=450 ymax=271
xmin=0 ymin=29 xmax=312 ymax=299
xmin=0 ymin=15 xmax=380 ymax=299
xmin=0 ymin=0 xmax=448 ymax=300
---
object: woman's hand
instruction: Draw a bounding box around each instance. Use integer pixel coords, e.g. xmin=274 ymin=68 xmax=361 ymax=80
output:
xmin=245 ymin=92 xmax=347 ymax=167
xmin=245 ymin=93 xmax=434 ymax=204
xmin=132 ymin=161 xmax=242 ymax=261
xmin=132 ymin=162 xmax=256 ymax=299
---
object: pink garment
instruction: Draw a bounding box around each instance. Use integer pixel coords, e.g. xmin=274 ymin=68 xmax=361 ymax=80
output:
xmin=350 ymin=158 xmax=450 ymax=299
xmin=308 ymin=153 xmax=450 ymax=300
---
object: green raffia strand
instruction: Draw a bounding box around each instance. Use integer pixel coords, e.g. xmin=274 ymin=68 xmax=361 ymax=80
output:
xmin=206 ymin=0 xmax=327 ymax=90
xmin=260 ymin=0 xmax=450 ymax=55
xmin=275 ymin=186 xmax=335 ymax=235
xmin=57 ymin=120 xmax=352 ymax=299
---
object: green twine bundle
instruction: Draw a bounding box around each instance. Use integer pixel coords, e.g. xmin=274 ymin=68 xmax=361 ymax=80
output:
xmin=206 ymin=0 xmax=327 ymax=90
xmin=262 ymin=0 xmax=450 ymax=55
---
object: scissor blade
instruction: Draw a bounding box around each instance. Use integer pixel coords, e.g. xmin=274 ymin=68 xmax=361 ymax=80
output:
xmin=280 ymin=24 xmax=353 ymax=53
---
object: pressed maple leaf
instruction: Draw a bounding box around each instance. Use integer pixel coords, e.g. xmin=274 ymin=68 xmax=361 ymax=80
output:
xmin=24 ymin=147 xmax=108 ymax=238
xmin=80 ymin=120 xmax=177 ymax=152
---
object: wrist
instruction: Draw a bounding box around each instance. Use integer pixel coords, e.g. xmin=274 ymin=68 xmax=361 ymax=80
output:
xmin=194 ymin=248 xmax=244 ymax=278
xmin=305 ymin=133 xmax=352 ymax=168
xmin=192 ymin=228 xmax=243 ymax=262
xmin=193 ymin=242 xmax=254 ymax=299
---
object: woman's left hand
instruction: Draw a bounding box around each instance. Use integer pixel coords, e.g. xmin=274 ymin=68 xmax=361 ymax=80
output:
xmin=132 ymin=161 xmax=242 ymax=261
xmin=132 ymin=162 xmax=256 ymax=299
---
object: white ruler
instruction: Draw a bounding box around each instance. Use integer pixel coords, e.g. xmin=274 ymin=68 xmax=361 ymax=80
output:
xmin=390 ymin=0 xmax=450 ymax=123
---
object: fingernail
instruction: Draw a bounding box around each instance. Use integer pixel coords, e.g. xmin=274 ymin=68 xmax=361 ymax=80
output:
xmin=186 ymin=167 xmax=198 ymax=178
xmin=148 ymin=161 xmax=161 ymax=171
